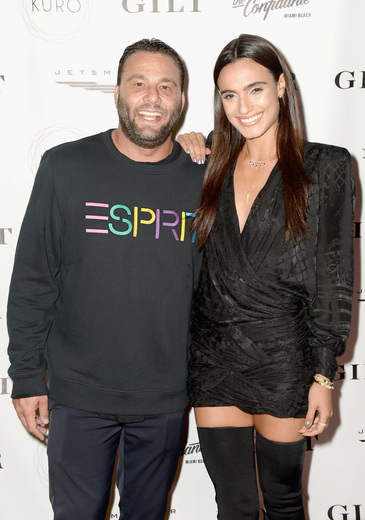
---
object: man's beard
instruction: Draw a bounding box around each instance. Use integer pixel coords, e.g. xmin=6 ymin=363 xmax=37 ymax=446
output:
xmin=116 ymin=95 xmax=182 ymax=149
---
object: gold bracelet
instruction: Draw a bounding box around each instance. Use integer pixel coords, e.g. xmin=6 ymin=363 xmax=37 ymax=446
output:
xmin=313 ymin=375 xmax=334 ymax=390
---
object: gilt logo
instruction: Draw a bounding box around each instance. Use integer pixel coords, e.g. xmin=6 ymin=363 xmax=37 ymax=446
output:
xmin=335 ymin=71 xmax=365 ymax=89
xmin=121 ymin=0 xmax=201 ymax=13
xmin=19 ymin=0 xmax=92 ymax=41
xmin=327 ymin=504 xmax=363 ymax=520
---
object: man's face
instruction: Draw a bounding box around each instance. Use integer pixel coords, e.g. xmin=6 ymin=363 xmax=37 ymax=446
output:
xmin=115 ymin=52 xmax=185 ymax=149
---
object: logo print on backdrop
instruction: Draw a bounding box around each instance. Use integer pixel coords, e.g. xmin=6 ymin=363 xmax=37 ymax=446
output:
xmin=18 ymin=0 xmax=92 ymax=42
xmin=1 ymin=378 xmax=11 ymax=396
xmin=336 ymin=364 xmax=365 ymax=444
xmin=54 ymin=69 xmax=114 ymax=94
xmin=28 ymin=124 xmax=84 ymax=176
xmin=55 ymin=82 xmax=114 ymax=94
xmin=231 ymin=0 xmax=311 ymax=20
xmin=121 ymin=0 xmax=201 ymax=13
xmin=335 ymin=71 xmax=365 ymax=89
xmin=327 ymin=504 xmax=363 ymax=520
xmin=182 ymin=441 xmax=204 ymax=464
xmin=0 ymin=229 xmax=12 ymax=245
xmin=34 ymin=442 xmax=49 ymax=485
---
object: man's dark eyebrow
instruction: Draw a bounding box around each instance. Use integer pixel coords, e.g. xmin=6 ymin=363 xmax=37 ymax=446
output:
xmin=220 ymin=81 xmax=267 ymax=96
xmin=126 ymin=74 xmax=178 ymax=88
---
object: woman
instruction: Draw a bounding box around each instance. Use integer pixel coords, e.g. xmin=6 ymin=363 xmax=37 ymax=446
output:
xmin=178 ymin=34 xmax=354 ymax=519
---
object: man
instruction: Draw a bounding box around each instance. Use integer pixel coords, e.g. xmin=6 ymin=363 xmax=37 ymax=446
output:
xmin=7 ymin=39 xmax=204 ymax=520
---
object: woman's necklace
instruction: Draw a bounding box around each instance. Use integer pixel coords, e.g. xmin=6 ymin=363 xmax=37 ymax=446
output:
xmin=246 ymin=145 xmax=277 ymax=169
xmin=242 ymin=145 xmax=276 ymax=203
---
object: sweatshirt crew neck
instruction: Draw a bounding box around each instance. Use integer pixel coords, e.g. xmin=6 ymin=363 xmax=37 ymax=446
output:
xmin=8 ymin=130 xmax=205 ymax=416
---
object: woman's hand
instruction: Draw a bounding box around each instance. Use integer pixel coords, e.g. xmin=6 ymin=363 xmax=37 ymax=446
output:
xmin=176 ymin=132 xmax=211 ymax=164
xmin=298 ymin=375 xmax=333 ymax=437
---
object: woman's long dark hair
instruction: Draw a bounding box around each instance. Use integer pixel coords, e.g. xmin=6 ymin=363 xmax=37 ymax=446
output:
xmin=192 ymin=34 xmax=311 ymax=250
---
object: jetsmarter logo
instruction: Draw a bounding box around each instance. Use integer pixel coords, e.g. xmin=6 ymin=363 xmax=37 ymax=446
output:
xmin=232 ymin=0 xmax=310 ymax=20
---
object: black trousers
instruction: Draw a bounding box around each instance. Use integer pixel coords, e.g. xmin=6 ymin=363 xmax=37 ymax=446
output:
xmin=47 ymin=400 xmax=186 ymax=520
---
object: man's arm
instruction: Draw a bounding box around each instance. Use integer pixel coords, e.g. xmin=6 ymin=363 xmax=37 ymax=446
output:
xmin=7 ymin=152 xmax=62 ymax=438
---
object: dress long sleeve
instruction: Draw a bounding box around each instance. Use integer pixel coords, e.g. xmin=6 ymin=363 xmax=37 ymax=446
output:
xmin=188 ymin=141 xmax=355 ymax=418
xmin=7 ymin=153 xmax=62 ymax=398
xmin=308 ymin=145 xmax=355 ymax=380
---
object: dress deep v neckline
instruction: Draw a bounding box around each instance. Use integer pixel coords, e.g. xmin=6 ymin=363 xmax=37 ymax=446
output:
xmin=232 ymin=162 xmax=278 ymax=236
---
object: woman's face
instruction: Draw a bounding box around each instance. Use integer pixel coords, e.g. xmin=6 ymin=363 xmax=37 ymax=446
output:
xmin=217 ymin=57 xmax=285 ymax=144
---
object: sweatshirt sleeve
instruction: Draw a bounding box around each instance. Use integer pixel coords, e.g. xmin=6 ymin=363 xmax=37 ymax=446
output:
xmin=7 ymin=152 xmax=62 ymax=398
xmin=310 ymin=146 xmax=355 ymax=380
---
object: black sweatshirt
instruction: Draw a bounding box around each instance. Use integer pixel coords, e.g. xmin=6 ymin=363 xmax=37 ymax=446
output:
xmin=7 ymin=130 xmax=204 ymax=415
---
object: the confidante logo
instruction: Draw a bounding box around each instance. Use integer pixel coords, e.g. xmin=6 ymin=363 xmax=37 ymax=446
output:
xmin=121 ymin=0 xmax=201 ymax=13
xmin=18 ymin=0 xmax=92 ymax=41
xmin=327 ymin=504 xmax=363 ymax=520
xmin=182 ymin=441 xmax=204 ymax=464
xmin=231 ymin=0 xmax=311 ymax=20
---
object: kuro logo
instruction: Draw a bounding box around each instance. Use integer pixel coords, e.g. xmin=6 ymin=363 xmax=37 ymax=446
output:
xmin=121 ymin=0 xmax=201 ymax=13
xmin=328 ymin=504 xmax=363 ymax=520
xmin=19 ymin=0 xmax=91 ymax=42
xmin=31 ymin=0 xmax=82 ymax=12
xmin=335 ymin=71 xmax=365 ymax=89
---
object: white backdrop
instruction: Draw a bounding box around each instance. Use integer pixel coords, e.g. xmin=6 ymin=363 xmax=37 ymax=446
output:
xmin=1 ymin=1 xmax=364 ymax=519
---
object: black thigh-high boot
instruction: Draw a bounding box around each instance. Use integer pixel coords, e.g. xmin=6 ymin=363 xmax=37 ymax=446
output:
xmin=197 ymin=426 xmax=260 ymax=520
xmin=256 ymin=431 xmax=306 ymax=520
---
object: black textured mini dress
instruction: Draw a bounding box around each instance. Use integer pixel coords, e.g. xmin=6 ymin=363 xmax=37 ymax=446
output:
xmin=187 ymin=141 xmax=354 ymax=418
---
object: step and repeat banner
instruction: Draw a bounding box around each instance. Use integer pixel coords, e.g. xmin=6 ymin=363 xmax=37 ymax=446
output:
xmin=0 ymin=1 xmax=364 ymax=519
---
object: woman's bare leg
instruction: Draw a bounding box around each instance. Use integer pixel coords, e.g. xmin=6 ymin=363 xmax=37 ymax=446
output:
xmin=195 ymin=405 xmax=254 ymax=427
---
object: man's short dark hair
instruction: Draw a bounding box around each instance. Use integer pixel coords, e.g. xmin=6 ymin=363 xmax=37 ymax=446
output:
xmin=117 ymin=38 xmax=185 ymax=91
